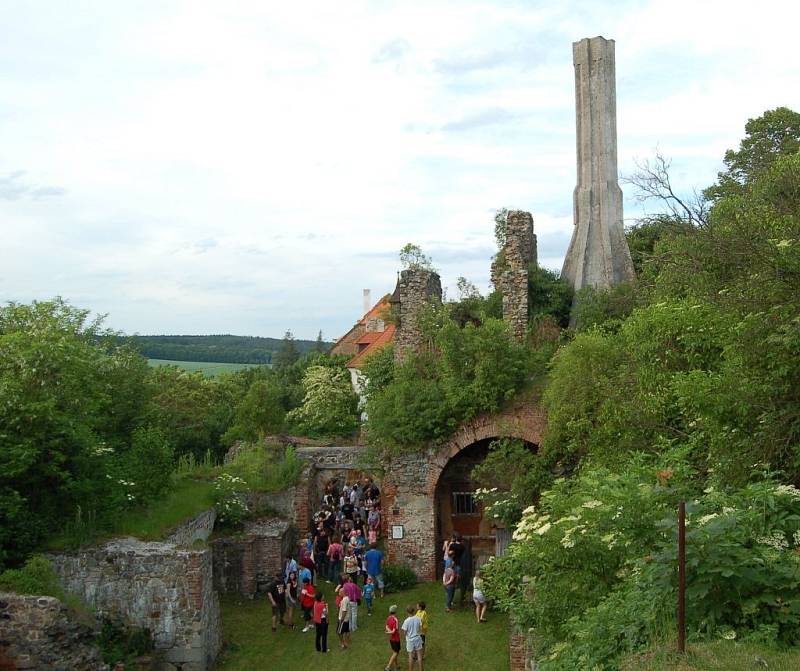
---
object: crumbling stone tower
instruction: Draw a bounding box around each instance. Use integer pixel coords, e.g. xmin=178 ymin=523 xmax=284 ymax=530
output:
xmin=561 ymin=36 xmax=635 ymax=290
xmin=491 ymin=210 xmax=537 ymax=340
xmin=394 ymin=268 xmax=442 ymax=361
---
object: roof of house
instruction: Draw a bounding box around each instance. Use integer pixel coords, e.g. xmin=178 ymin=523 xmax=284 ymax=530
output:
xmin=347 ymin=323 xmax=396 ymax=369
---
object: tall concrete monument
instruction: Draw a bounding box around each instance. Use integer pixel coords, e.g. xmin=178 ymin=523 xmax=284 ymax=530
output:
xmin=561 ymin=36 xmax=635 ymax=290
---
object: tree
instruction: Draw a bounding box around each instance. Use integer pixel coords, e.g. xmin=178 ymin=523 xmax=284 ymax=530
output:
xmin=399 ymin=243 xmax=435 ymax=271
xmin=704 ymin=106 xmax=800 ymax=201
xmin=622 ymin=152 xmax=708 ymax=226
xmin=0 ymin=299 xmax=141 ymax=567
xmin=274 ymin=330 xmax=299 ymax=370
xmin=314 ymin=330 xmax=327 ymax=353
xmin=222 ymin=378 xmax=285 ymax=444
xmin=286 ymin=365 xmax=359 ymax=438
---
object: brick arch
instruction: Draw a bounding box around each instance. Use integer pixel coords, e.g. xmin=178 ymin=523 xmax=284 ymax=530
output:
xmin=383 ymin=401 xmax=546 ymax=581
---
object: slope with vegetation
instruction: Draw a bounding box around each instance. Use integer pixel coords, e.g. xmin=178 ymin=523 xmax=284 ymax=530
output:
xmin=476 ymin=107 xmax=800 ymax=669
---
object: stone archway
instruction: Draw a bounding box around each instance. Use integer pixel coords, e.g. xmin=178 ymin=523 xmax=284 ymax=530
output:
xmin=383 ymin=402 xmax=546 ymax=581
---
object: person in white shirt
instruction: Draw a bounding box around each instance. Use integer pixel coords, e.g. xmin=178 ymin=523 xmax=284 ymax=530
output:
xmin=400 ymin=605 xmax=424 ymax=671
xmin=337 ymin=594 xmax=351 ymax=649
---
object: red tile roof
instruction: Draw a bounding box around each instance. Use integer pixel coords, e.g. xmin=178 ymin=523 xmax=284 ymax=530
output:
xmin=348 ymin=323 xmax=396 ymax=369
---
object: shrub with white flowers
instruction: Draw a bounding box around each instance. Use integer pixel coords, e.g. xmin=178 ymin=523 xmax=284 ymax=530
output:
xmin=213 ymin=473 xmax=249 ymax=527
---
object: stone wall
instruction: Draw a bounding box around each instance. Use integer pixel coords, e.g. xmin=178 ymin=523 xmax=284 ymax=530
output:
xmin=167 ymin=509 xmax=216 ymax=547
xmin=0 ymin=594 xmax=105 ymax=671
xmin=50 ymin=539 xmax=220 ymax=671
xmin=383 ymin=402 xmax=546 ymax=580
xmin=394 ymin=268 xmax=442 ymax=361
xmin=211 ymin=518 xmax=294 ymax=598
xmin=491 ymin=210 xmax=536 ymax=340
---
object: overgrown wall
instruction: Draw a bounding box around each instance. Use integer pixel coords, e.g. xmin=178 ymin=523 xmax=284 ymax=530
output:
xmin=0 ymin=593 xmax=105 ymax=671
xmin=50 ymin=539 xmax=220 ymax=671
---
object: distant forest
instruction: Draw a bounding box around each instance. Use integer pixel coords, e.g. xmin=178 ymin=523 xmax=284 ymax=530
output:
xmin=132 ymin=334 xmax=330 ymax=364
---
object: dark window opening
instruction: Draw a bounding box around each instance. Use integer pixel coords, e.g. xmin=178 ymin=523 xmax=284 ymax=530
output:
xmin=452 ymin=491 xmax=478 ymax=516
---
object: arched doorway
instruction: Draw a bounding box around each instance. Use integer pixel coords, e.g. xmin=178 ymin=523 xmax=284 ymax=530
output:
xmin=434 ymin=437 xmax=537 ymax=578
xmin=383 ymin=402 xmax=546 ymax=581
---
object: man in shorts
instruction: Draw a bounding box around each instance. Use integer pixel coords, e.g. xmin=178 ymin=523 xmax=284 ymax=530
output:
xmin=337 ymin=592 xmax=351 ymax=649
xmin=384 ymin=604 xmax=401 ymax=671
xmin=365 ymin=542 xmax=385 ymax=598
xmin=401 ymin=604 xmax=424 ymax=671
xmin=267 ymin=572 xmax=286 ymax=632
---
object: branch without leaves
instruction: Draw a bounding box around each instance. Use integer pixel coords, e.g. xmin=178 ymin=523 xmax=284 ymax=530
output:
xmin=622 ymin=153 xmax=708 ymax=227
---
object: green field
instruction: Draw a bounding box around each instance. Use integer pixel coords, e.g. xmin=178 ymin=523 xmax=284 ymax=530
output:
xmin=217 ymin=580 xmax=509 ymax=670
xmin=147 ymin=359 xmax=268 ymax=377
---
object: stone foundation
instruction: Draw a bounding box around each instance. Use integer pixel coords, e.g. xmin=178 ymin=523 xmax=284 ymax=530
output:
xmin=0 ymin=593 xmax=105 ymax=671
xmin=50 ymin=539 xmax=220 ymax=671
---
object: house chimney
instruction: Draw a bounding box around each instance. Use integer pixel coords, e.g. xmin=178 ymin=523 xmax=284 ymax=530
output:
xmin=363 ymin=288 xmax=371 ymax=316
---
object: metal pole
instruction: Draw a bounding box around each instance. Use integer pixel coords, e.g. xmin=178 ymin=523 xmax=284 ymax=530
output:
xmin=678 ymin=499 xmax=686 ymax=654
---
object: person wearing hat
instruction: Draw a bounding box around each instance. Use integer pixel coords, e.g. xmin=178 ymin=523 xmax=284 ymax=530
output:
xmin=384 ymin=604 xmax=400 ymax=671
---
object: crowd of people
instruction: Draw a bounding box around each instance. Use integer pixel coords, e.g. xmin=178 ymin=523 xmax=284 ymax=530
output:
xmin=263 ymin=478 xmax=488 ymax=668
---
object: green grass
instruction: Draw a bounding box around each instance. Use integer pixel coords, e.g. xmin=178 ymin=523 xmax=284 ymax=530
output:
xmin=217 ymin=581 xmax=509 ymax=670
xmin=47 ymin=475 xmax=216 ymax=550
xmin=147 ymin=359 xmax=268 ymax=377
xmin=621 ymin=640 xmax=800 ymax=670
xmin=111 ymin=476 xmax=215 ymax=540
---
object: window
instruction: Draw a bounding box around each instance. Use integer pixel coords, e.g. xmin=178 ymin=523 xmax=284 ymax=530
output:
xmin=452 ymin=492 xmax=478 ymax=515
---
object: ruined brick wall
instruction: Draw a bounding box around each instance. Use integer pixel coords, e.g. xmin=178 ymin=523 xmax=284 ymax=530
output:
xmin=0 ymin=594 xmax=105 ymax=671
xmin=50 ymin=539 xmax=221 ymax=671
xmin=211 ymin=519 xmax=295 ymax=598
xmin=383 ymin=402 xmax=546 ymax=580
xmin=491 ymin=210 xmax=537 ymax=340
xmin=394 ymin=268 xmax=442 ymax=361
xmin=509 ymin=625 xmax=535 ymax=670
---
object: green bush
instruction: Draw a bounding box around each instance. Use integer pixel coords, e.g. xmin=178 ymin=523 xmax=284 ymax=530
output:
xmin=483 ymin=458 xmax=800 ymax=670
xmin=383 ymin=563 xmax=418 ymax=593
xmin=0 ymin=555 xmax=66 ymax=599
xmin=97 ymin=619 xmax=152 ymax=667
xmin=117 ymin=426 xmax=174 ymax=505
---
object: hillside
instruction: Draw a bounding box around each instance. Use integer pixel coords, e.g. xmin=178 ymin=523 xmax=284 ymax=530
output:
xmin=132 ymin=334 xmax=331 ymax=364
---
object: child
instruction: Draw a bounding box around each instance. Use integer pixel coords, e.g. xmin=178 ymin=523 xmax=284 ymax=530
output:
xmin=313 ymin=592 xmax=328 ymax=653
xmin=300 ymin=577 xmax=316 ymax=633
xmin=384 ymin=604 xmax=400 ymax=671
xmin=363 ymin=576 xmax=376 ymax=615
xmin=401 ymin=605 xmax=424 ymax=671
xmin=415 ymin=601 xmax=428 ymax=657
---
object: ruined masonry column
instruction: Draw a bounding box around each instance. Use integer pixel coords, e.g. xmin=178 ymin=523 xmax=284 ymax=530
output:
xmin=561 ymin=36 xmax=635 ymax=291
xmin=394 ymin=268 xmax=442 ymax=361
xmin=491 ymin=210 xmax=536 ymax=340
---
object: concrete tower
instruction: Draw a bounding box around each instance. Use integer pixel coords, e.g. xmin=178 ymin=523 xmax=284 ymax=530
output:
xmin=561 ymin=36 xmax=635 ymax=290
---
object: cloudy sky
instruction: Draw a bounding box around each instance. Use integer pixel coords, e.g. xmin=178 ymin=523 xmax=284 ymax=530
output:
xmin=2 ymin=0 xmax=798 ymax=340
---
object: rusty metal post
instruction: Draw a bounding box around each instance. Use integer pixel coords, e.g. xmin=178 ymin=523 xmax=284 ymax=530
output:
xmin=678 ymin=500 xmax=686 ymax=654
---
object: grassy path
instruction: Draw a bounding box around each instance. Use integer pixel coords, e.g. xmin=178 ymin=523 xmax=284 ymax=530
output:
xmin=217 ymin=580 xmax=509 ymax=671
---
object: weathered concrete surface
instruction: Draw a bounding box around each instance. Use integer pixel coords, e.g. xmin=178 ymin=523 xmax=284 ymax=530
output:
xmin=51 ymin=539 xmax=220 ymax=671
xmin=0 ymin=593 xmax=106 ymax=671
xmin=491 ymin=210 xmax=537 ymax=340
xmin=167 ymin=509 xmax=216 ymax=547
xmin=561 ymin=36 xmax=635 ymax=291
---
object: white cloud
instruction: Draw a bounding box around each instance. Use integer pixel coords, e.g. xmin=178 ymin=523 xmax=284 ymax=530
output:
xmin=1 ymin=0 xmax=798 ymax=338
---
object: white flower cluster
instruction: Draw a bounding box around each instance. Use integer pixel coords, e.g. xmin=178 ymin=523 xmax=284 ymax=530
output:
xmin=697 ymin=513 xmax=719 ymax=526
xmin=92 ymin=444 xmax=114 ymax=456
xmin=513 ymin=512 xmax=552 ymax=541
xmin=774 ymin=484 xmax=800 ymax=501
xmin=581 ymin=500 xmax=603 ymax=509
xmin=793 ymin=530 xmax=800 ymax=547
xmin=756 ymin=531 xmax=789 ymax=550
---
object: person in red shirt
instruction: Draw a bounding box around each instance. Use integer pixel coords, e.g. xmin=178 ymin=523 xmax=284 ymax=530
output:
xmin=312 ymin=592 xmax=329 ymax=653
xmin=384 ymin=604 xmax=401 ymax=671
xmin=300 ymin=577 xmax=316 ymax=633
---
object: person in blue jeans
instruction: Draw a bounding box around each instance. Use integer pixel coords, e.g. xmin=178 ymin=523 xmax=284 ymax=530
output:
xmin=442 ymin=557 xmax=457 ymax=611
xmin=364 ymin=543 xmax=385 ymax=597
